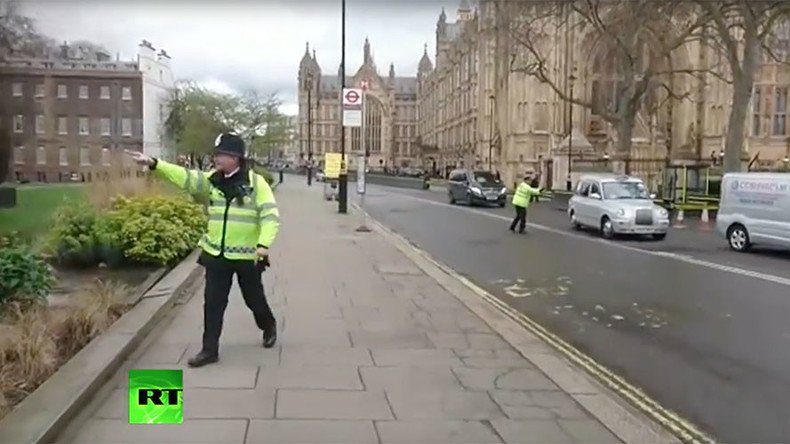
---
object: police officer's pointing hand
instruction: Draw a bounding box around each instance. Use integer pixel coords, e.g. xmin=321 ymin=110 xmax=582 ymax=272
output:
xmin=124 ymin=149 xmax=154 ymax=167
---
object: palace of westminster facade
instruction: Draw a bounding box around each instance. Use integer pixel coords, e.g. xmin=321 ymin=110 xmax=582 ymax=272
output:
xmin=298 ymin=0 xmax=790 ymax=189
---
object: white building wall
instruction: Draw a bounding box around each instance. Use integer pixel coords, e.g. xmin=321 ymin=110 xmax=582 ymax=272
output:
xmin=137 ymin=42 xmax=175 ymax=160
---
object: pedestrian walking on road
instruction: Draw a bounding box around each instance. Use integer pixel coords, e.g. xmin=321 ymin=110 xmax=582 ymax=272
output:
xmin=125 ymin=132 xmax=279 ymax=368
xmin=509 ymin=174 xmax=542 ymax=234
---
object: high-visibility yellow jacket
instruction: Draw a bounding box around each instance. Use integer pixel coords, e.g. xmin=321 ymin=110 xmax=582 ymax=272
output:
xmin=512 ymin=182 xmax=541 ymax=208
xmin=152 ymin=160 xmax=279 ymax=261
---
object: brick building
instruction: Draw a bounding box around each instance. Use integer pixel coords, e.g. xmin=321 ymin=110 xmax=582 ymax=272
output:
xmin=0 ymin=40 xmax=174 ymax=183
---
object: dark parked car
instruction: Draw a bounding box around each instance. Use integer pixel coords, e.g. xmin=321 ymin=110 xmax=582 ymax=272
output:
xmin=448 ymin=169 xmax=507 ymax=207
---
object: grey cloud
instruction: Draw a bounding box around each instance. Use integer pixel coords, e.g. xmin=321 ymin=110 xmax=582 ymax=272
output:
xmin=19 ymin=0 xmax=466 ymax=113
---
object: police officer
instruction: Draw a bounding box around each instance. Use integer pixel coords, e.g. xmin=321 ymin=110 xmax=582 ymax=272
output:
xmin=509 ymin=174 xmax=542 ymax=234
xmin=125 ymin=133 xmax=279 ymax=368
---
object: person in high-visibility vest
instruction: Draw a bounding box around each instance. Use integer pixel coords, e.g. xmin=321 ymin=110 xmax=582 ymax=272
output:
xmin=509 ymin=174 xmax=542 ymax=234
xmin=125 ymin=133 xmax=279 ymax=368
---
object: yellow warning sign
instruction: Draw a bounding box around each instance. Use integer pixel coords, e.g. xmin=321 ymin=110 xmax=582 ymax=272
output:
xmin=324 ymin=153 xmax=346 ymax=179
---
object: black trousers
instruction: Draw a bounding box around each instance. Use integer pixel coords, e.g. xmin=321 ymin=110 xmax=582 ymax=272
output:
xmin=200 ymin=253 xmax=276 ymax=355
xmin=510 ymin=205 xmax=527 ymax=232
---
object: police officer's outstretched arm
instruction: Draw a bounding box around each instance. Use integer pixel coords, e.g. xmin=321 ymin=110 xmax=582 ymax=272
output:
xmin=124 ymin=150 xmax=211 ymax=198
xmin=255 ymin=173 xmax=280 ymax=251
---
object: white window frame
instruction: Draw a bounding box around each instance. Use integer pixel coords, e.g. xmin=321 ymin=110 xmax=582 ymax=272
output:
xmin=122 ymin=118 xmax=132 ymax=136
xmin=122 ymin=86 xmax=132 ymax=101
xmin=35 ymin=84 xmax=45 ymax=98
xmin=80 ymin=146 xmax=91 ymax=166
xmin=100 ymin=86 xmax=110 ymax=99
xmin=101 ymin=148 xmax=111 ymax=166
xmin=58 ymin=117 xmax=68 ymax=135
xmin=101 ymin=117 xmax=111 ymax=136
xmin=59 ymin=147 xmax=68 ymax=166
xmin=13 ymin=115 xmax=23 ymax=133
xmin=57 ymin=84 xmax=68 ymax=99
xmin=79 ymin=85 xmax=89 ymax=99
xmin=12 ymin=83 xmax=23 ymax=97
xmin=36 ymin=146 xmax=46 ymax=165
xmin=78 ymin=117 xmax=89 ymax=135
xmin=36 ymin=115 xmax=45 ymax=134
xmin=14 ymin=146 xmax=25 ymax=164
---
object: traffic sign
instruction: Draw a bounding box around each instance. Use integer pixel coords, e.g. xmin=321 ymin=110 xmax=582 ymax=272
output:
xmin=342 ymin=88 xmax=362 ymax=106
xmin=343 ymin=109 xmax=362 ymax=127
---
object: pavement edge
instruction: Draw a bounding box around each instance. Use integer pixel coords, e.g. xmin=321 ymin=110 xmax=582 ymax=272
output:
xmin=354 ymin=203 xmax=712 ymax=444
xmin=0 ymin=249 xmax=203 ymax=444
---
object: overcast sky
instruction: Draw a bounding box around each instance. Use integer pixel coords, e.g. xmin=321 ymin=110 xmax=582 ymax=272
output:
xmin=19 ymin=0 xmax=464 ymax=115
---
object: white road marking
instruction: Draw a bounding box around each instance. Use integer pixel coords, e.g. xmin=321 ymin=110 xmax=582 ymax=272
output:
xmin=373 ymin=190 xmax=790 ymax=288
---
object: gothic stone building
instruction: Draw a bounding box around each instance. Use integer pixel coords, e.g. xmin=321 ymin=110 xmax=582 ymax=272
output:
xmin=418 ymin=0 xmax=790 ymax=190
xmin=297 ymin=39 xmax=420 ymax=171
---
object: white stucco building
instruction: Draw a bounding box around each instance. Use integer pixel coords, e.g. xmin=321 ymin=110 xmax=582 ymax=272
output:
xmin=137 ymin=40 xmax=175 ymax=160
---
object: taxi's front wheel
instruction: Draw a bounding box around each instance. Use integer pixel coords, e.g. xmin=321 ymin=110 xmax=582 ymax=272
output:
xmin=601 ymin=217 xmax=615 ymax=239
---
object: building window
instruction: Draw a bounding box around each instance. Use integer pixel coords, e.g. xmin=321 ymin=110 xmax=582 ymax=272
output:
xmin=753 ymin=87 xmax=762 ymax=136
xmin=773 ymin=86 xmax=787 ymax=136
xmin=101 ymin=118 xmax=111 ymax=136
xmin=80 ymin=146 xmax=90 ymax=165
xmin=79 ymin=85 xmax=89 ymax=99
xmin=35 ymin=84 xmax=45 ymax=98
xmin=101 ymin=148 xmax=111 ymax=166
xmin=36 ymin=146 xmax=46 ymax=165
xmin=14 ymin=146 xmax=24 ymax=164
xmin=12 ymin=83 xmax=23 ymax=97
xmin=57 ymin=84 xmax=67 ymax=99
xmin=78 ymin=117 xmax=89 ymax=135
xmin=122 ymin=118 xmax=132 ymax=136
xmin=59 ymin=147 xmax=68 ymax=166
xmin=36 ymin=115 xmax=45 ymax=134
xmin=58 ymin=117 xmax=68 ymax=135
xmin=100 ymin=86 xmax=110 ymax=99
xmin=13 ymin=115 xmax=23 ymax=133
xmin=122 ymin=87 xmax=132 ymax=101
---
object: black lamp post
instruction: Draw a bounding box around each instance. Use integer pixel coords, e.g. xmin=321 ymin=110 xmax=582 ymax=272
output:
xmin=337 ymin=0 xmax=348 ymax=213
xmin=306 ymin=72 xmax=314 ymax=186
xmin=488 ymin=94 xmax=495 ymax=172
xmin=566 ymin=73 xmax=577 ymax=191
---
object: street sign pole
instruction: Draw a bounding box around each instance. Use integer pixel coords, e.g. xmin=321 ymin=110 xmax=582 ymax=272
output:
xmin=355 ymin=87 xmax=370 ymax=233
xmin=338 ymin=0 xmax=348 ymax=214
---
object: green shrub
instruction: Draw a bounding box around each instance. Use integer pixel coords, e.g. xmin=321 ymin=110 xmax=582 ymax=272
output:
xmin=0 ymin=246 xmax=54 ymax=306
xmin=96 ymin=194 xmax=206 ymax=265
xmin=47 ymin=202 xmax=99 ymax=267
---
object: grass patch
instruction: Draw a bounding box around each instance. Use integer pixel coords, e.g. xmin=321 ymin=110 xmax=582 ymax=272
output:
xmin=0 ymin=185 xmax=86 ymax=239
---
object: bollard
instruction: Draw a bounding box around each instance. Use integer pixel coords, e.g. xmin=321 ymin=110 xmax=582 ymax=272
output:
xmin=674 ymin=209 xmax=685 ymax=228
xmin=699 ymin=208 xmax=712 ymax=231
xmin=279 ymin=169 xmax=284 ymax=184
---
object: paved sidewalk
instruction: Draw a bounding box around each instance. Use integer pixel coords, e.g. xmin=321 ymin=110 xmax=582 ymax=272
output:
xmin=58 ymin=180 xmax=621 ymax=443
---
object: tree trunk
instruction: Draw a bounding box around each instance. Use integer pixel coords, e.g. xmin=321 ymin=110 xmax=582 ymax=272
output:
xmin=616 ymin=104 xmax=637 ymax=175
xmin=724 ymin=32 xmax=760 ymax=173
xmin=724 ymin=73 xmax=754 ymax=173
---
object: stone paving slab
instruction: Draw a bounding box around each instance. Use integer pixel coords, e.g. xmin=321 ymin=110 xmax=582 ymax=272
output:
xmin=56 ymin=181 xmax=622 ymax=444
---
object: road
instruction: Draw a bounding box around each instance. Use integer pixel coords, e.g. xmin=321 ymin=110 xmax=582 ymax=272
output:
xmin=354 ymin=184 xmax=790 ymax=443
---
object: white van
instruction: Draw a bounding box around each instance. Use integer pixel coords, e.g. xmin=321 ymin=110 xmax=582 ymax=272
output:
xmin=716 ymin=172 xmax=790 ymax=252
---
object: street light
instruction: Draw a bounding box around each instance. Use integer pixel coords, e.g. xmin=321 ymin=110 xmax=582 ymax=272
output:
xmin=566 ymin=72 xmax=577 ymax=192
xmin=306 ymin=71 xmax=314 ymax=186
xmin=488 ymin=94 xmax=495 ymax=173
xmin=337 ymin=0 xmax=348 ymax=214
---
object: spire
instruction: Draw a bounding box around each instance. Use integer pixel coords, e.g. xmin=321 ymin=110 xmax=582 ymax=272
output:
xmin=389 ymin=62 xmax=395 ymax=78
xmin=363 ymin=37 xmax=372 ymax=64
xmin=439 ymin=7 xmax=446 ymax=23
xmin=300 ymin=41 xmax=312 ymax=69
xmin=418 ymin=43 xmax=433 ymax=74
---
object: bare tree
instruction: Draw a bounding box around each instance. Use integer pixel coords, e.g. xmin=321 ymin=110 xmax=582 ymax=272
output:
xmin=696 ymin=1 xmax=790 ymax=172
xmin=503 ymin=0 xmax=707 ymax=173
xmin=0 ymin=0 xmax=54 ymax=61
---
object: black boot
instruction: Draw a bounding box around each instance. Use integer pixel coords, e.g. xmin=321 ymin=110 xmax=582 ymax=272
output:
xmin=187 ymin=350 xmax=219 ymax=368
xmin=262 ymin=323 xmax=277 ymax=348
